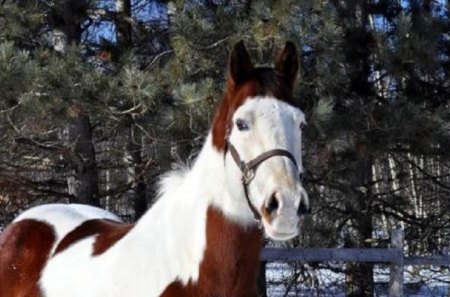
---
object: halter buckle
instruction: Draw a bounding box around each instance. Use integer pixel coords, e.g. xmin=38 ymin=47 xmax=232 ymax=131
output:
xmin=242 ymin=164 xmax=255 ymax=184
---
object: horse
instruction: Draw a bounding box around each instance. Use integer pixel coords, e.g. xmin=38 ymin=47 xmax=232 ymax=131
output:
xmin=0 ymin=41 xmax=309 ymax=297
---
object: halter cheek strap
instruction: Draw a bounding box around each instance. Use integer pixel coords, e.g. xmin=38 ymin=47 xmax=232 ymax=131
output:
xmin=227 ymin=141 xmax=299 ymax=221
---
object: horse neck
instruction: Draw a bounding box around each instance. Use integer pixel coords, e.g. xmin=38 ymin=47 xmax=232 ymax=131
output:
xmin=115 ymin=133 xmax=262 ymax=292
xmin=152 ymin=131 xmax=258 ymax=226
xmin=134 ymin=131 xmax=259 ymax=232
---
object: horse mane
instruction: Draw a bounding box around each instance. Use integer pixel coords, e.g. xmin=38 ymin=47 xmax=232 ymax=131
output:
xmin=156 ymin=166 xmax=189 ymax=201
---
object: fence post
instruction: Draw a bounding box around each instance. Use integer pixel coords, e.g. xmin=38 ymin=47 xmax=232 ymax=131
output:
xmin=257 ymin=261 xmax=268 ymax=297
xmin=389 ymin=228 xmax=404 ymax=297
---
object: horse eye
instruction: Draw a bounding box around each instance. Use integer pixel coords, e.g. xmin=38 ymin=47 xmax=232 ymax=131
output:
xmin=300 ymin=122 xmax=306 ymax=131
xmin=236 ymin=119 xmax=249 ymax=131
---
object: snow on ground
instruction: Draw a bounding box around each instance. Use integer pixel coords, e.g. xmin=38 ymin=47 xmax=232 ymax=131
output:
xmin=266 ymin=262 xmax=450 ymax=297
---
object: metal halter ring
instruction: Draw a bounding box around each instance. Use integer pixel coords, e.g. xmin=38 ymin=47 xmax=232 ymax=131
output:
xmin=241 ymin=164 xmax=255 ymax=184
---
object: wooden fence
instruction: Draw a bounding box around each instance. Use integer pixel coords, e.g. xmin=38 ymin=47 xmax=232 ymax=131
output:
xmin=260 ymin=229 xmax=450 ymax=297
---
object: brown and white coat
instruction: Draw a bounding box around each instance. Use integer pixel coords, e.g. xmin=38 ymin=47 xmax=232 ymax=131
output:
xmin=0 ymin=41 xmax=309 ymax=297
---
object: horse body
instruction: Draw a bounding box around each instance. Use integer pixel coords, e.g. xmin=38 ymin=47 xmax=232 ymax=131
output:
xmin=0 ymin=41 xmax=309 ymax=297
xmin=41 ymin=139 xmax=222 ymax=297
xmin=0 ymin=204 xmax=121 ymax=297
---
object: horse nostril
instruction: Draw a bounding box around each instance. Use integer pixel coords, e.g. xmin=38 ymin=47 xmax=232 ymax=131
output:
xmin=297 ymin=200 xmax=310 ymax=216
xmin=266 ymin=193 xmax=279 ymax=215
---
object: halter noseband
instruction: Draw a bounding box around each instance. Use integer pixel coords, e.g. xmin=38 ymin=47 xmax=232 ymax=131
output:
xmin=227 ymin=141 xmax=299 ymax=221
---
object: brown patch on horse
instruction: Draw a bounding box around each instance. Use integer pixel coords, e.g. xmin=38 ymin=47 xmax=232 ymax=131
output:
xmin=54 ymin=219 xmax=133 ymax=256
xmin=160 ymin=207 xmax=263 ymax=297
xmin=212 ymin=80 xmax=260 ymax=150
xmin=211 ymin=41 xmax=299 ymax=152
xmin=0 ymin=219 xmax=56 ymax=297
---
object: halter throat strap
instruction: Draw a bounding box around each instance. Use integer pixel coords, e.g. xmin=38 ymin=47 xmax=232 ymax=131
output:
xmin=227 ymin=141 xmax=298 ymax=221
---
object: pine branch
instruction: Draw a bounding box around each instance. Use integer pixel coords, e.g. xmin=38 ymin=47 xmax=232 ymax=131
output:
xmin=0 ymin=103 xmax=20 ymax=114
xmin=397 ymin=155 xmax=450 ymax=190
xmin=145 ymin=49 xmax=174 ymax=68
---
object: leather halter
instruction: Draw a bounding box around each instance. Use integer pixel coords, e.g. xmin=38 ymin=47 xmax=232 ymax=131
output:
xmin=227 ymin=141 xmax=299 ymax=221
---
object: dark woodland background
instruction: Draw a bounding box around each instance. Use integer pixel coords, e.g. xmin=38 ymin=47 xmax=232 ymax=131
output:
xmin=0 ymin=0 xmax=449 ymax=296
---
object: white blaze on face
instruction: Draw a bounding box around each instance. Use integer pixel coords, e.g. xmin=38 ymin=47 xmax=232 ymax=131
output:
xmin=226 ymin=96 xmax=309 ymax=240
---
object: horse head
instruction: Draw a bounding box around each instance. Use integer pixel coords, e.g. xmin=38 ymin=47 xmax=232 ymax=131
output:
xmin=212 ymin=41 xmax=310 ymax=240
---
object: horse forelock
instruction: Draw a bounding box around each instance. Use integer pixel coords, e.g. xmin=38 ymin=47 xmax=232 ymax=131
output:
xmin=212 ymin=67 xmax=296 ymax=152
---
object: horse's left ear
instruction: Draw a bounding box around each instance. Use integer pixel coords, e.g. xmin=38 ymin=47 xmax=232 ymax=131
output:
xmin=275 ymin=41 xmax=299 ymax=88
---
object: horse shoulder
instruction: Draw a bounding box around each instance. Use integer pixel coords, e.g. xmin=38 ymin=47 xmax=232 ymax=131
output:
xmin=160 ymin=207 xmax=262 ymax=297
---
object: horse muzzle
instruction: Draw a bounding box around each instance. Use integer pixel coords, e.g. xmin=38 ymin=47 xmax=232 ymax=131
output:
xmin=260 ymin=186 xmax=310 ymax=241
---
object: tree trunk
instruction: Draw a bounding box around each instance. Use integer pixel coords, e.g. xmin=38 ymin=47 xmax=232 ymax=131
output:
xmin=67 ymin=104 xmax=99 ymax=206
xmin=48 ymin=1 xmax=98 ymax=205
xmin=345 ymin=156 xmax=374 ymax=297
xmin=331 ymin=2 xmax=376 ymax=294
xmin=114 ymin=0 xmax=147 ymax=220
xmin=124 ymin=116 xmax=147 ymax=221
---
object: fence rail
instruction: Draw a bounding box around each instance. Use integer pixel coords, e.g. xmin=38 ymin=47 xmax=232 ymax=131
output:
xmin=261 ymin=247 xmax=402 ymax=262
xmin=260 ymin=229 xmax=450 ymax=297
xmin=261 ymin=248 xmax=450 ymax=265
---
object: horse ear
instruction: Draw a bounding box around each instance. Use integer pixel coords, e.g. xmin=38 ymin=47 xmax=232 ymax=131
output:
xmin=275 ymin=41 xmax=299 ymax=88
xmin=228 ymin=40 xmax=253 ymax=89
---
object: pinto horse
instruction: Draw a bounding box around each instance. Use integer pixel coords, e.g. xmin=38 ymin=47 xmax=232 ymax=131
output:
xmin=0 ymin=41 xmax=309 ymax=297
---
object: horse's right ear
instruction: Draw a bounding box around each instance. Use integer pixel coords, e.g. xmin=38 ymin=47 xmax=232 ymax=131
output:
xmin=228 ymin=41 xmax=253 ymax=89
